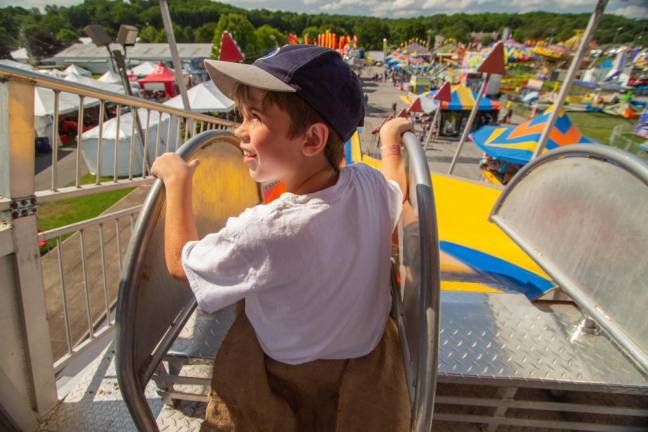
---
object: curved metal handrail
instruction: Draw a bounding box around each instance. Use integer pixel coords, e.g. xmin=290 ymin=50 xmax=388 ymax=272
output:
xmin=401 ymin=132 xmax=441 ymax=432
xmin=115 ymin=130 xmax=245 ymax=431
xmin=490 ymin=143 xmax=648 ymax=375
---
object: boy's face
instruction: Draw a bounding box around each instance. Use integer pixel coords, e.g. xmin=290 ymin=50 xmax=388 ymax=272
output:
xmin=234 ymin=88 xmax=304 ymax=183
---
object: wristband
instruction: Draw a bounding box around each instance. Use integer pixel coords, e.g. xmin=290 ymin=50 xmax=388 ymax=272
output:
xmin=380 ymin=143 xmax=402 ymax=156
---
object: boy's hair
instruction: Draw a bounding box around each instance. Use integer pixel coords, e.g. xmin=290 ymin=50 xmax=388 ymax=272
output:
xmin=234 ymin=84 xmax=344 ymax=170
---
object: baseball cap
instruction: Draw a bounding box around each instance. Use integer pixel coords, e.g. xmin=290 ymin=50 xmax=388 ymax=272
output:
xmin=204 ymin=45 xmax=364 ymax=142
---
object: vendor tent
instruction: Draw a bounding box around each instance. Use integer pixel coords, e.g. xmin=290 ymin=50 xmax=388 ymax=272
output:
xmin=98 ymin=70 xmax=122 ymax=84
xmin=425 ymin=85 xmax=499 ymax=111
xmin=471 ymin=105 xmax=595 ymax=165
xmin=64 ymin=71 xmax=124 ymax=93
xmin=163 ymin=80 xmax=234 ymax=113
xmin=64 ymin=64 xmax=92 ymax=77
xmin=422 ymin=85 xmax=500 ymax=137
xmin=81 ymin=109 xmax=179 ymax=177
xmin=129 ymin=61 xmax=157 ymax=77
xmin=138 ymin=62 xmax=178 ymax=97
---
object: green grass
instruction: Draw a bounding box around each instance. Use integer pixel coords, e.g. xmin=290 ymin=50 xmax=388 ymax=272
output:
xmin=509 ymin=103 xmax=646 ymax=159
xmin=568 ymin=112 xmax=639 ymax=146
xmin=37 ymin=174 xmax=135 ymax=250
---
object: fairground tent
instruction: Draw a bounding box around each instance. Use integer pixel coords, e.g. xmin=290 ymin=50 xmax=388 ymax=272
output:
xmin=98 ymin=70 xmax=122 ymax=84
xmin=129 ymin=61 xmax=157 ymax=77
xmin=471 ymin=105 xmax=595 ymax=165
xmin=138 ymin=62 xmax=178 ymax=96
xmin=163 ymin=80 xmax=234 ymax=113
xmin=64 ymin=71 xmax=124 ymax=94
xmin=81 ymin=109 xmax=179 ymax=177
xmin=424 ymin=85 xmax=499 ymax=111
xmin=64 ymin=64 xmax=92 ymax=77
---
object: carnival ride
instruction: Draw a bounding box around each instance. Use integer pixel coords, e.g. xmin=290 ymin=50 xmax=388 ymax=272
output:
xmin=1 ymin=0 xmax=648 ymax=431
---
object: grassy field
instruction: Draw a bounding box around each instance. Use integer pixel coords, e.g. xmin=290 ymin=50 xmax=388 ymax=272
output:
xmin=38 ymin=174 xmax=134 ymax=249
xmin=511 ymin=102 xmax=645 ymax=157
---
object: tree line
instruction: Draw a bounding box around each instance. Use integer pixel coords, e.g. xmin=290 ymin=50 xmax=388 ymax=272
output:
xmin=1 ymin=0 xmax=645 ymax=62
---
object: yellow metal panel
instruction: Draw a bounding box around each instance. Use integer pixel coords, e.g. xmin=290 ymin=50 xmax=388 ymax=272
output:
xmin=440 ymin=280 xmax=502 ymax=294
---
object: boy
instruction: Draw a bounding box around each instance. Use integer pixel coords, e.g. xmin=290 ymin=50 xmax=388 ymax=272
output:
xmin=151 ymin=45 xmax=413 ymax=431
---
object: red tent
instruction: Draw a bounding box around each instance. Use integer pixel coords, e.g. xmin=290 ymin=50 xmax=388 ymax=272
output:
xmin=138 ymin=63 xmax=178 ymax=97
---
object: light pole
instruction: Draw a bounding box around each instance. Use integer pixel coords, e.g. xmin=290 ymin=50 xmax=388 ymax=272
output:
xmin=85 ymin=24 xmax=148 ymax=170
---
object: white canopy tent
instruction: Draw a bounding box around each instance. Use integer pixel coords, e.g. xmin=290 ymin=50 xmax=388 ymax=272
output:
xmin=81 ymin=108 xmax=179 ymax=177
xmin=98 ymin=70 xmax=122 ymax=84
xmin=64 ymin=64 xmax=92 ymax=77
xmin=64 ymin=71 xmax=124 ymax=94
xmin=163 ymin=80 xmax=234 ymax=113
xmin=129 ymin=61 xmax=157 ymax=77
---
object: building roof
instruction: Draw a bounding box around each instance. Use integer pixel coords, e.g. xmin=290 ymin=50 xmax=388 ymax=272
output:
xmin=52 ymin=43 xmax=213 ymax=62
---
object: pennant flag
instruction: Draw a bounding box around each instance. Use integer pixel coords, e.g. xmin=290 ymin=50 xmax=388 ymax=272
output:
xmin=478 ymin=41 xmax=505 ymax=75
xmin=219 ymin=31 xmax=245 ymax=62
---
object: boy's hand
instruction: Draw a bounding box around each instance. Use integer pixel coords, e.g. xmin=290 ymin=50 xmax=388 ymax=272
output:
xmin=379 ymin=117 xmax=412 ymax=154
xmin=151 ymin=153 xmax=200 ymax=186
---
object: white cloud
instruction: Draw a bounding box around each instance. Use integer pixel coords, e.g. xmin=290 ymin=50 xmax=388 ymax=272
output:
xmin=610 ymin=5 xmax=648 ymax=18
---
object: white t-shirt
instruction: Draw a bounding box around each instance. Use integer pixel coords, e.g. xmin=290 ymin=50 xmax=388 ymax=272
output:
xmin=181 ymin=163 xmax=403 ymax=365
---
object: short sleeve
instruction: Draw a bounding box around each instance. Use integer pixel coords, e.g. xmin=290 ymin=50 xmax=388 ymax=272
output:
xmin=385 ymin=179 xmax=403 ymax=230
xmin=181 ymin=227 xmax=260 ymax=313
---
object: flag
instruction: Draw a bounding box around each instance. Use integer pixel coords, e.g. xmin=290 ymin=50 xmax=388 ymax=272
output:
xmin=219 ymin=31 xmax=245 ymax=62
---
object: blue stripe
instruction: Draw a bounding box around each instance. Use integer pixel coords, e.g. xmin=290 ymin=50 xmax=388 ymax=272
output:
xmin=439 ymin=241 xmax=554 ymax=299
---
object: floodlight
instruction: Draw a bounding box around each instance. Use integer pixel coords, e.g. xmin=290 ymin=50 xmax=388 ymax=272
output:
xmin=117 ymin=25 xmax=138 ymax=47
xmin=84 ymin=25 xmax=113 ymax=47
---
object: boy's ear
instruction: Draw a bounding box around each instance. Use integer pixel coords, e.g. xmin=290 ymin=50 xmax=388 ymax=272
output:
xmin=301 ymin=122 xmax=329 ymax=157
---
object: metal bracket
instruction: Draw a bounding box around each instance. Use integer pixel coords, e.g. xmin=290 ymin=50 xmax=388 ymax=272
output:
xmin=9 ymin=196 xmax=37 ymax=219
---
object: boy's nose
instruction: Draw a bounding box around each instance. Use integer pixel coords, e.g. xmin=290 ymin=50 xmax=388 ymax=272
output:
xmin=234 ymin=124 xmax=249 ymax=143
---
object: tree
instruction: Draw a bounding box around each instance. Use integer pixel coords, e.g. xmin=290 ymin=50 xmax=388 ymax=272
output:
xmin=195 ymin=22 xmax=217 ymax=42
xmin=211 ymin=13 xmax=257 ymax=59
xmin=20 ymin=19 xmax=65 ymax=63
xmin=139 ymin=25 xmax=158 ymax=43
xmin=56 ymin=28 xmax=80 ymax=45
xmin=256 ymin=25 xmax=287 ymax=54
xmin=0 ymin=38 xmax=12 ymax=59
xmin=355 ymin=19 xmax=389 ymax=50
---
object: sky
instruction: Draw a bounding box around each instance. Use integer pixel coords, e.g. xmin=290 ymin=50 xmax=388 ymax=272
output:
xmin=0 ymin=0 xmax=646 ymax=19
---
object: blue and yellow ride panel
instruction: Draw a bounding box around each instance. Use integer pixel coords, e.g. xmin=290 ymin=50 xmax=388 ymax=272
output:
xmin=347 ymin=132 xmax=554 ymax=300
xmin=471 ymin=105 xmax=595 ymax=165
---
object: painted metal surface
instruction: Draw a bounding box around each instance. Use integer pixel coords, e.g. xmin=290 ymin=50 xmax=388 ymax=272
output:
xmin=491 ymin=144 xmax=648 ymax=375
xmin=115 ymin=130 xmax=259 ymax=431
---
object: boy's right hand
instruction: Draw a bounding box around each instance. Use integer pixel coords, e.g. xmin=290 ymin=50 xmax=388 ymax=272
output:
xmin=379 ymin=117 xmax=412 ymax=155
xmin=151 ymin=152 xmax=200 ymax=187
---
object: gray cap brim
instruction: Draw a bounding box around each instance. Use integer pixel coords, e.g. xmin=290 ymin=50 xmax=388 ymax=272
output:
xmin=204 ymin=60 xmax=295 ymax=100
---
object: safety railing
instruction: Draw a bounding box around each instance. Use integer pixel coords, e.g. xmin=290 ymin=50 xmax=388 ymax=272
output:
xmin=0 ymin=64 xmax=237 ymax=210
xmin=0 ymin=63 xmax=236 ymax=416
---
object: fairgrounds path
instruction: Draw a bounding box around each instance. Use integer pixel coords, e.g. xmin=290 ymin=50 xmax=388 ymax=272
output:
xmin=360 ymin=66 xmax=485 ymax=181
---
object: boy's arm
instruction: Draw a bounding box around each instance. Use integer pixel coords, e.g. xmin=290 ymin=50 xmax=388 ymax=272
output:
xmin=379 ymin=117 xmax=412 ymax=203
xmin=151 ymin=153 xmax=200 ymax=281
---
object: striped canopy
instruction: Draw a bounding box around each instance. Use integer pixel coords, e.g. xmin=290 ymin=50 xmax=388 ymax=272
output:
xmin=471 ymin=105 xmax=595 ymax=165
xmin=424 ymin=85 xmax=500 ymax=111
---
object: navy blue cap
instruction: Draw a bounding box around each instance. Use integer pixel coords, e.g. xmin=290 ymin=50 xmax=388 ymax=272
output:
xmin=204 ymin=45 xmax=364 ymax=142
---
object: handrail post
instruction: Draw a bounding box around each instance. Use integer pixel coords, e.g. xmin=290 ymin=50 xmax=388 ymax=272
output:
xmin=0 ymin=79 xmax=58 ymax=416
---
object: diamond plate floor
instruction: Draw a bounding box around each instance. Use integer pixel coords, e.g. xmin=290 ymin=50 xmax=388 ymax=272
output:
xmin=40 ymin=343 xmax=206 ymax=432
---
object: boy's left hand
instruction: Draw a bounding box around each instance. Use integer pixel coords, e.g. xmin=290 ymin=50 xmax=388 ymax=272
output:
xmin=151 ymin=152 xmax=200 ymax=186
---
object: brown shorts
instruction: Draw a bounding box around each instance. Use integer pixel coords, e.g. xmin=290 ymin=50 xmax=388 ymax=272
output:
xmin=201 ymin=310 xmax=411 ymax=432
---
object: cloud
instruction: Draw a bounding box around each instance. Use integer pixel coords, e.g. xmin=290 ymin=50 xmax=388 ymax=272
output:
xmin=610 ymin=5 xmax=648 ymax=18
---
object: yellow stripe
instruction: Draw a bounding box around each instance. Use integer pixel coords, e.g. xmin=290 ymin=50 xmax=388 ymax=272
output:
xmin=441 ymin=280 xmax=502 ymax=293
xmin=455 ymin=85 xmax=473 ymax=108
xmin=349 ymin=136 xmax=550 ymax=284
xmin=485 ymin=127 xmax=507 ymax=145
